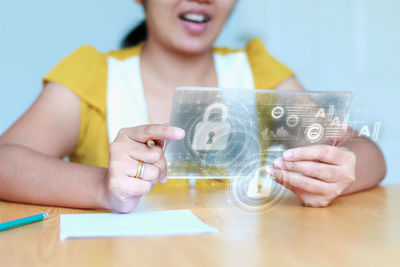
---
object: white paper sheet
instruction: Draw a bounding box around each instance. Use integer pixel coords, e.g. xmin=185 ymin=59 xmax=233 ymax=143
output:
xmin=60 ymin=209 xmax=218 ymax=240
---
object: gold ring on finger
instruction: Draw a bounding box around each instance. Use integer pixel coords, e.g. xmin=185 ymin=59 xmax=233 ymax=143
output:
xmin=136 ymin=160 xmax=144 ymax=179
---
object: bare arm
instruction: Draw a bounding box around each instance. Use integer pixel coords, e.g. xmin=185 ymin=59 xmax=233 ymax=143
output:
xmin=0 ymin=83 xmax=108 ymax=209
xmin=0 ymin=144 xmax=108 ymax=208
xmin=339 ymin=133 xmax=386 ymax=194
xmin=275 ymin=77 xmax=386 ymax=197
xmin=0 ymin=83 xmax=184 ymax=212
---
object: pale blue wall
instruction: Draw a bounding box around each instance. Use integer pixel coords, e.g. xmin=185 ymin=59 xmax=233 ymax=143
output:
xmin=1 ymin=0 xmax=399 ymax=184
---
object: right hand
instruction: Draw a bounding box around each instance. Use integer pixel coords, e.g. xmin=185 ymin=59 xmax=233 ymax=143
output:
xmin=103 ymin=125 xmax=185 ymax=213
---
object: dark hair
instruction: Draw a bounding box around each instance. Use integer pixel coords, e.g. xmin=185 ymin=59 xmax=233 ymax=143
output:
xmin=121 ymin=20 xmax=147 ymax=48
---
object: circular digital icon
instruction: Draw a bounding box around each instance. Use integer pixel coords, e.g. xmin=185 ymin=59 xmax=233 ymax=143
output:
xmin=305 ymin=123 xmax=324 ymax=143
xmin=286 ymin=115 xmax=300 ymax=127
xmin=229 ymin=158 xmax=290 ymax=214
xmin=271 ymin=106 xmax=285 ymax=120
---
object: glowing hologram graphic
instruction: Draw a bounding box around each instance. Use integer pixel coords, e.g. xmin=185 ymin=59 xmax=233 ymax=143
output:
xmin=229 ymin=155 xmax=291 ymax=214
xmin=165 ymin=87 xmax=352 ymax=180
xmin=286 ymin=115 xmax=300 ymax=127
xmin=305 ymin=123 xmax=325 ymax=143
xmin=191 ymin=103 xmax=231 ymax=152
xmin=271 ymin=106 xmax=285 ymax=119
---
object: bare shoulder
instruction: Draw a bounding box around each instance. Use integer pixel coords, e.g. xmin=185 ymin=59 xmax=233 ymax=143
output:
xmin=276 ymin=76 xmax=305 ymax=91
xmin=0 ymin=82 xmax=81 ymax=157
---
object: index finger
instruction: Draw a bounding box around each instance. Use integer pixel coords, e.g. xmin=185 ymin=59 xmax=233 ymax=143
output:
xmin=282 ymin=145 xmax=346 ymax=166
xmin=123 ymin=125 xmax=185 ymax=143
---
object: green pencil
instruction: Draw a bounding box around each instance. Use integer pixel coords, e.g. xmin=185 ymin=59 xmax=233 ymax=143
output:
xmin=0 ymin=213 xmax=50 ymax=232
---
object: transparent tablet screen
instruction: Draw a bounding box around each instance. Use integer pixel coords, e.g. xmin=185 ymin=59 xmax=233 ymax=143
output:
xmin=165 ymin=87 xmax=352 ymax=179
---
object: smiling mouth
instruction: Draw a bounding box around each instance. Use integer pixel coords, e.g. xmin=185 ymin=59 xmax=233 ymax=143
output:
xmin=179 ymin=13 xmax=211 ymax=24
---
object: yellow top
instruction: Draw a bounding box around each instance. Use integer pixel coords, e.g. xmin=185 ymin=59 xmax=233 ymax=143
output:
xmin=43 ymin=38 xmax=293 ymax=189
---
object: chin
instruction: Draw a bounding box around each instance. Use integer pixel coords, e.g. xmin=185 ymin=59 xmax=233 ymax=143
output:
xmin=172 ymin=38 xmax=215 ymax=55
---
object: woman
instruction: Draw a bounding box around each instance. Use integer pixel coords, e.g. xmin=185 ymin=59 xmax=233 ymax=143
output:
xmin=0 ymin=0 xmax=386 ymax=213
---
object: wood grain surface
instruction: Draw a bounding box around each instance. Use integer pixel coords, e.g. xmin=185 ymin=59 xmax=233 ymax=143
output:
xmin=1 ymin=185 xmax=399 ymax=267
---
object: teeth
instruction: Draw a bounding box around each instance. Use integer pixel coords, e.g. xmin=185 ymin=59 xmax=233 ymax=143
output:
xmin=183 ymin=13 xmax=206 ymax=23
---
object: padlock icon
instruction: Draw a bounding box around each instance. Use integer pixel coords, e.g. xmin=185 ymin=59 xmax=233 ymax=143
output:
xmin=192 ymin=103 xmax=231 ymax=151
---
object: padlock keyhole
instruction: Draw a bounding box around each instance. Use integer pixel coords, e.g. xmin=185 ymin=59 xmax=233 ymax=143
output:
xmin=207 ymin=131 xmax=216 ymax=144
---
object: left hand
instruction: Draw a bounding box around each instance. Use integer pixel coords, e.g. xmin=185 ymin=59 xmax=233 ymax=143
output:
xmin=265 ymin=144 xmax=356 ymax=207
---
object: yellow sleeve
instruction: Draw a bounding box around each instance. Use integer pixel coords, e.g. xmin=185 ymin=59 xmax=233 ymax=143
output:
xmin=43 ymin=46 xmax=109 ymax=167
xmin=43 ymin=46 xmax=107 ymax=114
xmin=246 ymin=38 xmax=294 ymax=89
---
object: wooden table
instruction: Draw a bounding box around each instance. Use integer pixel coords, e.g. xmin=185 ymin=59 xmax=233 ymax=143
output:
xmin=1 ymin=185 xmax=399 ymax=267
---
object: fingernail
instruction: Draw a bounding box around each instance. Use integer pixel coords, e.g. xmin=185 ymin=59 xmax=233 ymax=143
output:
xmin=274 ymin=158 xmax=284 ymax=168
xmin=160 ymin=177 xmax=168 ymax=184
xmin=174 ymin=128 xmax=186 ymax=139
xmin=283 ymin=150 xmax=293 ymax=160
xmin=265 ymin=166 xmax=275 ymax=176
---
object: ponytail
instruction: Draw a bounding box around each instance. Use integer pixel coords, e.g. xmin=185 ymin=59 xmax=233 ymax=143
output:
xmin=121 ymin=20 xmax=147 ymax=48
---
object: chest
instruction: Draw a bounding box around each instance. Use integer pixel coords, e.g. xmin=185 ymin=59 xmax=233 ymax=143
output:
xmin=106 ymin=52 xmax=254 ymax=143
xmin=141 ymin=69 xmax=218 ymax=124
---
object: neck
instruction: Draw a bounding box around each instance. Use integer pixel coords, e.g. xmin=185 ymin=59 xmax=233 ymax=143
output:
xmin=140 ymin=38 xmax=217 ymax=90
